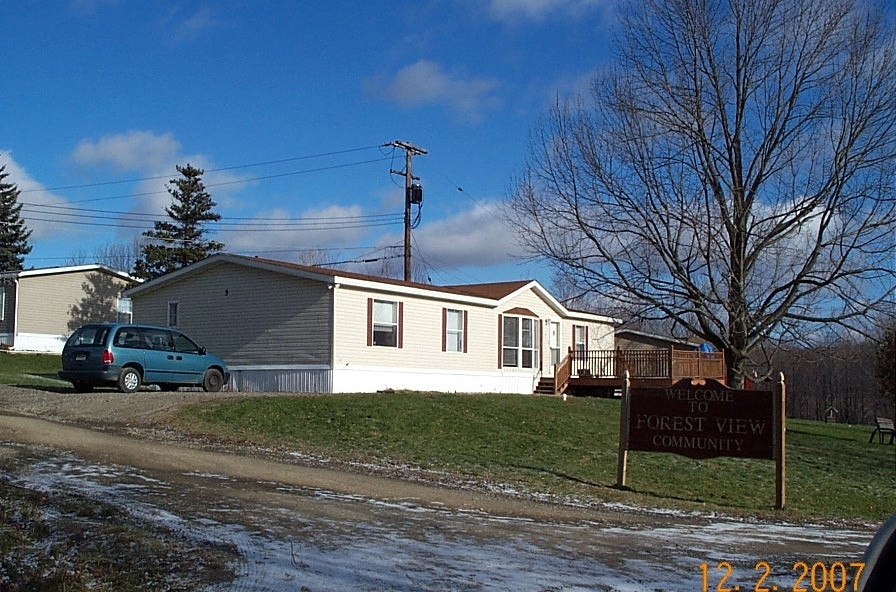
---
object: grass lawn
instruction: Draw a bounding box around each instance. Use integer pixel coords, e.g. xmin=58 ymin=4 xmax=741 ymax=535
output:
xmin=0 ymin=352 xmax=65 ymax=387
xmin=174 ymin=392 xmax=896 ymax=522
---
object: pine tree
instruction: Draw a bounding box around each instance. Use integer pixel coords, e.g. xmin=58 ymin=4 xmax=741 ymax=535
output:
xmin=0 ymin=163 xmax=33 ymax=272
xmin=133 ymin=164 xmax=224 ymax=280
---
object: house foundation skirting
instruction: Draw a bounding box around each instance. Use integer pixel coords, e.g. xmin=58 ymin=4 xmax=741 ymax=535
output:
xmin=227 ymin=365 xmax=332 ymax=393
xmin=332 ymin=365 xmax=540 ymax=395
xmin=225 ymin=364 xmax=542 ymax=394
xmin=4 ymin=332 xmax=68 ymax=353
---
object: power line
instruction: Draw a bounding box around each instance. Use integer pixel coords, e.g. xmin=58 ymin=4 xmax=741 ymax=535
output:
xmin=18 ymin=144 xmax=390 ymax=193
xmin=22 ymin=214 xmax=403 ymax=232
xmin=21 ymin=202 xmax=403 ymax=226
xmin=20 ymin=156 xmax=393 ymax=205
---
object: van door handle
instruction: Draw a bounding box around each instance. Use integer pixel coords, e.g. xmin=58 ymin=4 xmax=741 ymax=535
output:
xmin=167 ymin=355 xmax=174 ymax=359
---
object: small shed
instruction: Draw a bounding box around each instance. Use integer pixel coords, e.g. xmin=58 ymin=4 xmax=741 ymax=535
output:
xmin=614 ymin=329 xmax=701 ymax=351
xmin=825 ymin=406 xmax=840 ymax=424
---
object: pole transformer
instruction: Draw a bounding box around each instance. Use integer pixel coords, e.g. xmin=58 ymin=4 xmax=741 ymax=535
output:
xmin=389 ymin=140 xmax=427 ymax=281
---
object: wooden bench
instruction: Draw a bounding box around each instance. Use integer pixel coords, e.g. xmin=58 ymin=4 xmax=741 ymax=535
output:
xmin=869 ymin=417 xmax=896 ymax=444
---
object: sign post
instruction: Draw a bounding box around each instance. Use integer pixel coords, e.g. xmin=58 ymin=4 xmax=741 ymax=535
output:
xmin=774 ymin=372 xmax=786 ymax=510
xmin=616 ymin=371 xmax=631 ymax=488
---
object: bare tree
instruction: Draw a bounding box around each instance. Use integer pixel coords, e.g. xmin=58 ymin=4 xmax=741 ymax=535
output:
xmin=507 ymin=0 xmax=896 ymax=387
xmin=67 ymin=238 xmax=145 ymax=272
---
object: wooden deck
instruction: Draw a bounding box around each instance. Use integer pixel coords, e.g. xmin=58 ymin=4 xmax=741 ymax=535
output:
xmin=551 ymin=348 xmax=726 ymax=395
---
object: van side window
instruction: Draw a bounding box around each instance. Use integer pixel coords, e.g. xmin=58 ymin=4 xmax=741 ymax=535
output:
xmin=140 ymin=328 xmax=174 ymax=351
xmin=114 ymin=329 xmax=144 ymax=349
xmin=172 ymin=332 xmax=200 ymax=354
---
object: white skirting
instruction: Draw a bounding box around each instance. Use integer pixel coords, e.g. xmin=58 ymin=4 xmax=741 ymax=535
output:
xmin=6 ymin=333 xmax=68 ymax=353
xmin=225 ymin=364 xmax=541 ymax=394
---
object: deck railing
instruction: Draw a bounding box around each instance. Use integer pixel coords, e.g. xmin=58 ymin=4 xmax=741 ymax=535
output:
xmin=553 ymin=348 xmax=726 ymax=394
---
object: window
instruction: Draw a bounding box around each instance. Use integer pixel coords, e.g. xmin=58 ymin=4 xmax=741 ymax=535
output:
xmin=574 ymin=325 xmax=588 ymax=352
xmin=167 ymin=302 xmax=179 ymax=327
xmin=114 ymin=328 xmax=144 ymax=349
xmin=172 ymin=331 xmax=201 ymax=354
xmin=501 ymin=315 xmax=539 ymax=368
xmin=368 ymin=299 xmax=402 ymax=348
xmin=117 ymin=297 xmax=133 ymax=324
xmin=443 ymin=308 xmax=466 ymax=353
xmin=66 ymin=325 xmax=110 ymax=347
xmin=502 ymin=316 xmax=519 ymax=366
xmin=140 ymin=328 xmax=174 ymax=351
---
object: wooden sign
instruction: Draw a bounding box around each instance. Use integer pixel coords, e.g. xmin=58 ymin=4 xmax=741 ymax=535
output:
xmin=628 ymin=378 xmax=773 ymax=459
xmin=616 ymin=374 xmax=786 ymax=509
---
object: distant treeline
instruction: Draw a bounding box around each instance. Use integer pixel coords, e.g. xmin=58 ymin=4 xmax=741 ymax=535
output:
xmin=773 ymin=343 xmax=893 ymax=425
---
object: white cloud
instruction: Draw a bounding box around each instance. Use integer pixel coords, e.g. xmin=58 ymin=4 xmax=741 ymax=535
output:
xmin=69 ymin=130 xmax=251 ymax=223
xmin=488 ymin=0 xmax=610 ymax=21
xmin=71 ymin=130 xmax=182 ymax=173
xmin=414 ymin=202 xmax=524 ymax=269
xmin=1 ymin=152 xmax=81 ymax=241
xmin=365 ymin=60 xmax=501 ymax=122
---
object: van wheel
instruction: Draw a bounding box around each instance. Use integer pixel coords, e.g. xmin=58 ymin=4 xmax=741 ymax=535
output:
xmin=202 ymin=368 xmax=224 ymax=392
xmin=117 ymin=367 xmax=141 ymax=393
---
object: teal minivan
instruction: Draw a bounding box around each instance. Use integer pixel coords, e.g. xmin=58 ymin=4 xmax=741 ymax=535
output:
xmin=60 ymin=323 xmax=230 ymax=393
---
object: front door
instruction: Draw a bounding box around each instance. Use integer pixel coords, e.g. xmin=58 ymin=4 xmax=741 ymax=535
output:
xmin=549 ymin=321 xmax=561 ymax=374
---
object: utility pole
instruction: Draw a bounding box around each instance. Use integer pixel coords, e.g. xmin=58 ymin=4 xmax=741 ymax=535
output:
xmin=389 ymin=140 xmax=427 ymax=281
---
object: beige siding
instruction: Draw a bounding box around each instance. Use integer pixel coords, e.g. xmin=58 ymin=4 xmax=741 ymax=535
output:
xmin=18 ymin=270 xmax=130 ymax=336
xmin=333 ymin=284 xmax=498 ymax=373
xmin=333 ymin=283 xmax=616 ymax=374
xmin=131 ymin=262 xmax=332 ymax=366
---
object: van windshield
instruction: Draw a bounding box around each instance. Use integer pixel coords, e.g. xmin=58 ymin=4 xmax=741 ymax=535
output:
xmin=66 ymin=326 xmax=110 ymax=347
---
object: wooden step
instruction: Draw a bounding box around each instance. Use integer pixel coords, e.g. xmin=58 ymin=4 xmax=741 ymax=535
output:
xmin=534 ymin=377 xmax=556 ymax=395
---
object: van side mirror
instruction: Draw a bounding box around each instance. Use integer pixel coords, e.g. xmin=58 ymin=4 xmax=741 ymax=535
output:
xmin=199 ymin=347 xmax=207 ymax=355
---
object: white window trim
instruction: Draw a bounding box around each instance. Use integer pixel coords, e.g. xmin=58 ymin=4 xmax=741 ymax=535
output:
xmin=502 ymin=315 xmax=539 ymax=369
xmin=444 ymin=308 xmax=465 ymax=353
xmin=371 ymin=299 xmax=401 ymax=348
xmin=574 ymin=324 xmax=587 ymax=352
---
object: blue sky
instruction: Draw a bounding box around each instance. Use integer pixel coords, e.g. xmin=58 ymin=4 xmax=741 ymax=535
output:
xmin=2 ymin=0 xmax=614 ymax=286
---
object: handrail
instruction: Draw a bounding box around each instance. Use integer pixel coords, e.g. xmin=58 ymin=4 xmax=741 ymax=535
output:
xmin=567 ymin=348 xmax=726 ymax=381
xmin=553 ymin=348 xmax=572 ymax=395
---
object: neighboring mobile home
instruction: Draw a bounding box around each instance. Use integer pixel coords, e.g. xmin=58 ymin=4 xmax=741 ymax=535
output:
xmin=124 ymin=253 xmax=618 ymax=394
xmin=0 ymin=264 xmax=138 ymax=353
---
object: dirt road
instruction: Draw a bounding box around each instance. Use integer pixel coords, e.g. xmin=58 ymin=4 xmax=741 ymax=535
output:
xmin=0 ymin=385 xmax=881 ymax=591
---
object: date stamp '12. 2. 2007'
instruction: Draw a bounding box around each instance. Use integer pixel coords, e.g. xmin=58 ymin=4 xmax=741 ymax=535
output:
xmin=699 ymin=561 xmax=865 ymax=592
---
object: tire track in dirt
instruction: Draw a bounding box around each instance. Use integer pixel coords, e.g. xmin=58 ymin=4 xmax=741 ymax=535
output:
xmin=0 ymin=413 xmax=643 ymax=525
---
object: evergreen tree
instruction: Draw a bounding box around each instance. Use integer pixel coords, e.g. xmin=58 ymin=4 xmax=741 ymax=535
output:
xmin=134 ymin=164 xmax=223 ymax=280
xmin=0 ymin=162 xmax=32 ymax=272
